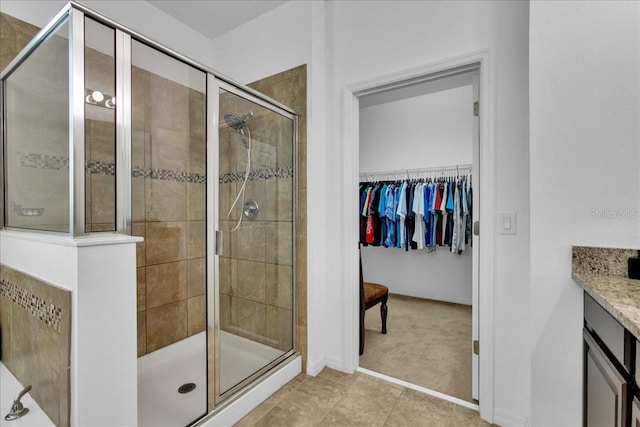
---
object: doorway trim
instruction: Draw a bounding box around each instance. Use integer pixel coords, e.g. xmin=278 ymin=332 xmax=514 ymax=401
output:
xmin=340 ymin=49 xmax=495 ymax=422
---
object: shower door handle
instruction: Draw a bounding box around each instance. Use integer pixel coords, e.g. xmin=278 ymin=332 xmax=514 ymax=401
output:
xmin=215 ymin=230 xmax=223 ymax=256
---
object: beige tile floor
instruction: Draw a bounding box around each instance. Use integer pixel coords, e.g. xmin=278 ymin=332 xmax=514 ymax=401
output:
xmin=234 ymin=368 xmax=494 ymax=426
xmin=360 ymin=294 xmax=473 ymax=402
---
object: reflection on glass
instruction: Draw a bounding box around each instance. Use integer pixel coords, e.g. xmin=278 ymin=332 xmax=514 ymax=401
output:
xmin=4 ymin=21 xmax=70 ymax=232
xmin=217 ymin=89 xmax=294 ymax=398
xmin=131 ymin=40 xmax=208 ymax=426
xmin=84 ymin=17 xmax=116 ymax=232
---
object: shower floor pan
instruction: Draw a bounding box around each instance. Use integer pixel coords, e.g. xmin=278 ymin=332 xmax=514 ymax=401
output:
xmin=138 ymin=331 xmax=284 ymax=426
xmin=138 ymin=332 xmax=207 ymax=426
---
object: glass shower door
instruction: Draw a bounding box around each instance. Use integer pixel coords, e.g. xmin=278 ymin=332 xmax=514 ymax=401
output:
xmin=212 ymin=81 xmax=295 ymax=403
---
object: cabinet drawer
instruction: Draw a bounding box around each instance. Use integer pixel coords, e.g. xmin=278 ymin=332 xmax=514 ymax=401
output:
xmin=585 ymin=293 xmax=625 ymax=364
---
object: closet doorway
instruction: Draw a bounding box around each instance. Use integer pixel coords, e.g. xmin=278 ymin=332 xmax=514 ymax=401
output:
xmin=356 ymin=65 xmax=481 ymax=406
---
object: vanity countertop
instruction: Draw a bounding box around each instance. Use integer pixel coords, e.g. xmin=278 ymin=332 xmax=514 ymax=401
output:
xmin=572 ymin=246 xmax=640 ymax=340
xmin=572 ymin=271 xmax=640 ymax=339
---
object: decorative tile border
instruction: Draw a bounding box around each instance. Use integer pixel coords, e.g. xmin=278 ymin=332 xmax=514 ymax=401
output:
xmin=219 ymin=166 xmax=294 ymax=184
xmin=86 ymin=160 xmax=116 ymax=176
xmin=19 ymin=152 xmax=292 ymax=185
xmin=0 ymin=278 xmax=63 ymax=333
xmin=20 ymin=153 xmax=69 ymax=170
xmin=132 ymin=166 xmax=206 ymax=184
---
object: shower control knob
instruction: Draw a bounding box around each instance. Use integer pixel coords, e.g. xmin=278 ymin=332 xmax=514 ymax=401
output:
xmin=243 ymin=200 xmax=259 ymax=220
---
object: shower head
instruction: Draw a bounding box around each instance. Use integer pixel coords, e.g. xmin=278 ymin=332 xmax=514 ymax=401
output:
xmin=224 ymin=111 xmax=253 ymax=149
xmin=224 ymin=111 xmax=253 ymax=131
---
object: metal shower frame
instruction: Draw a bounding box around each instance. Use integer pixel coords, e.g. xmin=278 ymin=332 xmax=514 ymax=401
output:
xmin=1 ymin=0 xmax=297 ymax=238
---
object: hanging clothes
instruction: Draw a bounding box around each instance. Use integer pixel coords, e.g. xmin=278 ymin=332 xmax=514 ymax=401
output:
xmin=359 ymin=172 xmax=473 ymax=255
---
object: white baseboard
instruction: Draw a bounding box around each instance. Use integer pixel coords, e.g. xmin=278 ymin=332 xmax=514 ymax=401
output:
xmin=198 ymin=355 xmax=301 ymax=427
xmin=494 ymin=409 xmax=529 ymax=427
xmin=325 ymin=357 xmax=356 ymax=375
xmin=306 ymin=356 xmax=326 ymax=376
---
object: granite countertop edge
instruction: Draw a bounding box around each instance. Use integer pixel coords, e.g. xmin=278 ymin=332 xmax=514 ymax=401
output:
xmin=573 ymin=271 xmax=640 ymax=340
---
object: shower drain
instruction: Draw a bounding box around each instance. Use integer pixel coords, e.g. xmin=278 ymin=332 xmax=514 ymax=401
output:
xmin=178 ymin=383 xmax=197 ymax=394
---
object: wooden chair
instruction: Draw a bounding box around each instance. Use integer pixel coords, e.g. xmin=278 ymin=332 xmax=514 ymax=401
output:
xmin=359 ymin=248 xmax=389 ymax=356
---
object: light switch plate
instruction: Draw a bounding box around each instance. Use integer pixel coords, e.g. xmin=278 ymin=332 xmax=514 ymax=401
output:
xmin=498 ymin=212 xmax=517 ymax=235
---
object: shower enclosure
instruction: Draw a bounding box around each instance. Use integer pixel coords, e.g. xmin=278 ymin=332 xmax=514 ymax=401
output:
xmin=1 ymin=3 xmax=297 ymax=426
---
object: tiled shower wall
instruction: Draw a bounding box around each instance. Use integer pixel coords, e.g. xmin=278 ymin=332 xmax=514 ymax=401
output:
xmin=218 ymin=91 xmax=294 ymax=351
xmin=1 ymin=13 xmax=118 ymax=233
xmin=2 ymin=15 xmax=70 ymax=232
xmin=249 ymin=65 xmax=308 ymax=368
xmin=132 ymin=66 xmax=207 ymax=356
xmin=84 ymin=25 xmax=117 ymax=233
xmin=0 ymin=264 xmax=72 ymax=427
xmin=0 ymin=13 xmax=41 ymax=231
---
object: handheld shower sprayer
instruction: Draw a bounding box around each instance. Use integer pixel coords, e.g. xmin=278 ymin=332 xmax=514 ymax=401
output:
xmin=224 ymin=110 xmax=255 ymax=232
xmin=224 ymin=111 xmax=253 ymax=131
xmin=224 ymin=111 xmax=253 ymax=149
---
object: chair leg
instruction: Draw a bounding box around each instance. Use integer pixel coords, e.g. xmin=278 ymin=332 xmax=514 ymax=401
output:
xmin=360 ymin=308 xmax=365 ymax=356
xmin=380 ymin=295 xmax=388 ymax=334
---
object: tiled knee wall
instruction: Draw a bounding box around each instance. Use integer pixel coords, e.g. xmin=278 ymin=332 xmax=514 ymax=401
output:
xmin=0 ymin=264 xmax=71 ymax=427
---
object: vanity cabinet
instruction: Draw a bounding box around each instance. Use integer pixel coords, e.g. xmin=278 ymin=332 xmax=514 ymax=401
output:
xmin=584 ymin=329 xmax=627 ymax=427
xmin=584 ymin=293 xmax=634 ymax=427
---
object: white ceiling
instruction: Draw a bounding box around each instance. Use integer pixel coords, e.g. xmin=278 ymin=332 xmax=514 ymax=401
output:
xmin=146 ymin=0 xmax=287 ymax=40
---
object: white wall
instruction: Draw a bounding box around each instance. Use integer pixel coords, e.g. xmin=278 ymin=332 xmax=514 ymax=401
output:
xmin=493 ymin=2 xmax=531 ymax=425
xmin=0 ymin=1 xmax=214 ymax=68
xmin=359 ymin=84 xmax=473 ymax=171
xmin=529 ymin=2 xmax=640 ymax=425
xmin=327 ymin=1 xmax=531 ymax=424
xmin=359 ymin=82 xmax=473 ymax=304
xmin=209 ymin=0 xmax=312 ymax=84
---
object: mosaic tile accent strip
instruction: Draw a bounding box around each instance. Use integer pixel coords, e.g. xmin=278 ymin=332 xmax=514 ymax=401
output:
xmin=0 ymin=278 xmax=63 ymax=332
xmin=220 ymin=166 xmax=294 ymax=184
xmin=132 ymin=166 xmax=206 ymax=184
xmin=86 ymin=161 xmax=116 ymax=176
xmin=20 ymin=153 xmax=69 ymax=170
xmin=17 ymin=152 xmax=206 ymax=183
xmin=20 ymin=153 xmax=292 ymax=184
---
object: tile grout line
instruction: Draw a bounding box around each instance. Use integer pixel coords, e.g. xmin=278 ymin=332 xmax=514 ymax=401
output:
xmin=241 ymin=374 xmax=309 ymax=426
xmin=447 ymin=402 xmax=458 ymax=427
xmin=316 ymin=389 xmax=344 ymax=426
xmin=315 ymin=372 xmax=361 ymax=427
xmin=357 ymin=367 xmax=479 ymax=411
xmin=380 ymin=387 xmax=407 ymax=427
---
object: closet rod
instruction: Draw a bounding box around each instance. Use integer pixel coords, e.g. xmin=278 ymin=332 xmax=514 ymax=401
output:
xmin=359 ymin=163 xmax=472 ymax=181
